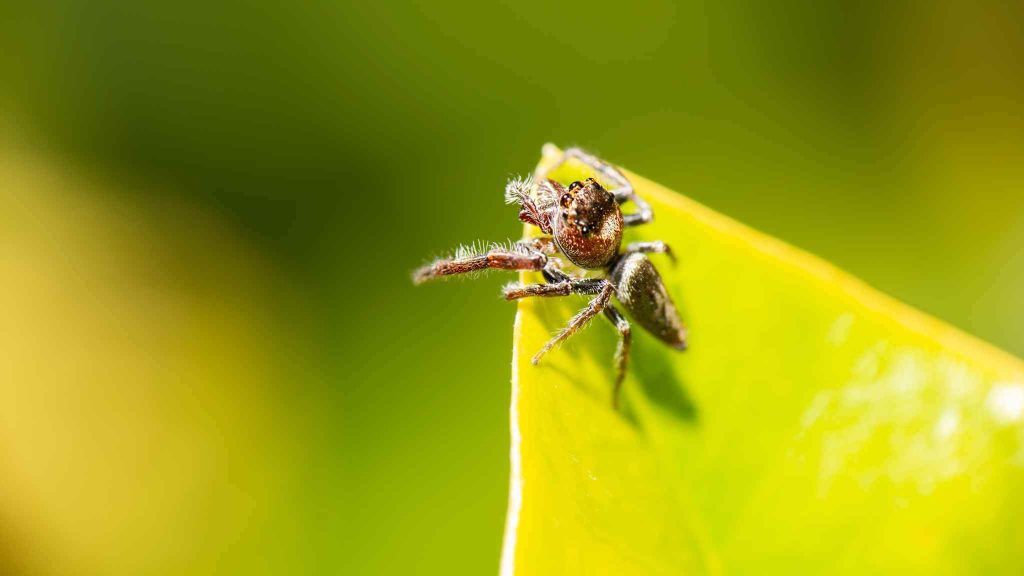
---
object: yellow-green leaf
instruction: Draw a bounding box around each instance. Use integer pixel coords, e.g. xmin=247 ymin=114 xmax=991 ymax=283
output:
xmin=502 ymin=146 xmax=1024 ymax=575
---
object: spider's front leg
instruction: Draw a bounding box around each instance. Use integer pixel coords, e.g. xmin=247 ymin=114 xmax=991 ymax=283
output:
xmin=412 ymin=241 xmax=548 ymax=284
xmin=505 ymin=278 xmax=615 ymax=366
xmin=536 ymin=145 xmax=654 ymax=227
xmin=508 ymin=271 xmax=632 ymax=408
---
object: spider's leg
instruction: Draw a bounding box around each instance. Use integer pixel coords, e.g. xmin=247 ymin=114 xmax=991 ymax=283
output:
xmin=625 ymin=240 xmax=675 ymax=263
xmin=603 ymin=305 xmax=631 ymax=409
xmin=526 ymin=280 xmax=615 ymax=366
xmin=503 ymin=276 xmax=606 ymax=300
xmin=536 ymin=145 xmax=653 ymax=227
xmin=412 ymin=241 xmax=546 ymax=284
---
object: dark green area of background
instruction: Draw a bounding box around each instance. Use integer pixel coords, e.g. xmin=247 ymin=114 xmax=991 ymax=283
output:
xmin=2 ymin=1 xmax=1022 ymax=574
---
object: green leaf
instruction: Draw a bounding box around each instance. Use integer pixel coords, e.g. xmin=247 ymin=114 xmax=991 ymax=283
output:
xmin=502 ymin=146 xmax=1024 ymax=575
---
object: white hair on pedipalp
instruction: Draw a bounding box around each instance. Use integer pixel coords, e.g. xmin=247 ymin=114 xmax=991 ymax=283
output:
xmin=504 ymin=175 xmax=535 ymax=205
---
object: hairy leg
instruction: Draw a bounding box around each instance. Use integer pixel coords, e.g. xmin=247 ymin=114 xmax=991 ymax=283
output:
xmin=536 ymin=145 xmax=653 ymax=227
xmin=503 ymin=277 xmax=606 ymax=300
xmin=507 ymin=273 xmax=633 ymax=409
xmin=529 ymin=281 xmax=615 ymax=366
xmin=603 ymin=306 xmax=632 ymax=409
xmin=625 ymin=240 xmax=675 ymax=263
xmin=412 ymin=242 xmax=547 ymax=284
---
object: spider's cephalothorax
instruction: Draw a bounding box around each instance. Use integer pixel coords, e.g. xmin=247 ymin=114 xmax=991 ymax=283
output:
xmin=413 ymin=146 xmax=687 ymax=408
xmin=550 ymin=178 xmax=623 ymax=269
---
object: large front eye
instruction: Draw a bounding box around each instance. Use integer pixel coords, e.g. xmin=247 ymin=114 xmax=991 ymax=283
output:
xmin=580 ymin=224 xmax=591 ymax=236
xmin=568 ymin=181 xmax=583 ymax=192
xmin=560 ymin=193 xmax=572 ymax=207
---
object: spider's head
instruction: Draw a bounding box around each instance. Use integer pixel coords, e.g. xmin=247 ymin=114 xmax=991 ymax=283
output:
xmin=550 ymin=177 xmax=623 ymax=269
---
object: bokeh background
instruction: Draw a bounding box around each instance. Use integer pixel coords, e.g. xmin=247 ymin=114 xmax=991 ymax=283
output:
xmin=1 ymin=1 xmax=1022 ymax=574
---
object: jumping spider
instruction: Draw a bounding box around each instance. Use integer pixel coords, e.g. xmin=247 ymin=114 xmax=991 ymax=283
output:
xmin=413 ymin=147 xmax=687 ymax=408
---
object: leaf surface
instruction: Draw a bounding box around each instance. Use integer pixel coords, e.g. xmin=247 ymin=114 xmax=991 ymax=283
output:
xmin=502 ymin=146 xmax=1024 ymax=575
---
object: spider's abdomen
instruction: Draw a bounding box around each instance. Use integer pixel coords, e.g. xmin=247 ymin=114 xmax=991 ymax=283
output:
xmin=611 ymin=253 xmax=687 ymax=350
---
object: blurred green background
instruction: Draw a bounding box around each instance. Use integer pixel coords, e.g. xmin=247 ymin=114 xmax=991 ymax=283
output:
xmin=1 ymin=1 xmax=1022 ymax=574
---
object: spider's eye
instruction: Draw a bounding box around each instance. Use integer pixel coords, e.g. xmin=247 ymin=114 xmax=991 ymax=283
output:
xmin=560 ymin=193 xmax=572 ymax=207
xmin=580 ymin=225 xmax=590 ymax=236
xmin=568 ymin=181 xmax=582 ymax=192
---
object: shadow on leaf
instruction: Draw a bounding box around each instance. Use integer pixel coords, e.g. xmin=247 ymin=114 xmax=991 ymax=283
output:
xmin=629 ymin=332 xmax=698 ymax=426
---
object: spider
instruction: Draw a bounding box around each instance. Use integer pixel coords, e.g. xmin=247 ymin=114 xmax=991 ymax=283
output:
xmin=413 ymin=147 xmax=687 ymax=408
